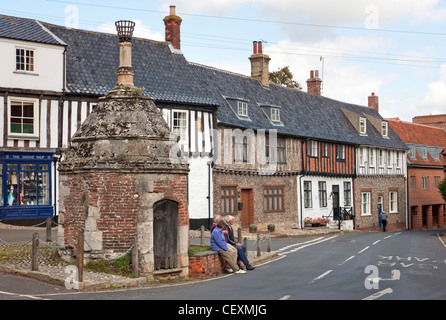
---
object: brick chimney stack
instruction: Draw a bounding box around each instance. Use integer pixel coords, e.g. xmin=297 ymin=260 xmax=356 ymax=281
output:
xmin=306 ymin=70 xmax=322 ymax=95
xmin=164 ymin=5 xmax=182 ymax=51
xmin=368 ymin=92 xmax=379 ymax=112
xmin=249 ymin=41 xmax=271 ymax=87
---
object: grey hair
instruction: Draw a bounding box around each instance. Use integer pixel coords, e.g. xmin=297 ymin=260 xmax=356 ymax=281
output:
xmin=224 ymin=215 xmax=234 ymax=223
xmin=213 ymin=214 xmax=221 ymax=222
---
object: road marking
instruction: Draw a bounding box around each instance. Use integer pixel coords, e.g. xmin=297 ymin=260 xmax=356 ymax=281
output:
xmin=384 ymin=235 xmax=393 ymax=239
xmin=308 ymin=270 xmax=333 ymax=284
xmin=0 ymin=290 xmax=49 ymax=300
xmin=278 ymin=236 xmax=338 ymax=256
xmin=362 ymin=288 xmax=393 ymax=300
xmin=339 ymin=255 xmax=355 ymax=266
xmin=277 ymin=237 xmax=325 ymax=252
xmin=279 ymin=295 xmax=291 ymax=300
xmin=358 ymin=246 xmax=370 ymax=254
xmin=372 ymin=240 xmax=381 ymax=245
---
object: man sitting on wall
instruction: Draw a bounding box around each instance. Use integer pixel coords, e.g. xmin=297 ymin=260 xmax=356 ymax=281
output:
xmin=224 ymin=215 xmax=255 ymax=271
xmin=210 ymin=219 xmax=246 ymax=274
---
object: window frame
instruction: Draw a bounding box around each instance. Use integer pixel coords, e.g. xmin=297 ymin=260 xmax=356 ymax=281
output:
xmin=343 ymin=182 xmax=351 ymax=206
xmin=336 ymin=144 xmax=346 ymax=161
xmin=172 ymin=110 xmax=188 ymax=144
xmin=271 ymin=108 xmax=280 ymax=123
xmin=389 ymin=191 xmax=398 ymax=213
xmin=361 ymin=192 xmax=371 ymax=216
xmin=359 ymin=117 xmax=367 ymax=135
xmin=318 ymin=181 xmax=327 ymax=208
xmin=237 ymin=101 xmax=248 ymax=118
xmin=303 ymin=181 xmax=312 ymax=208
xmin=381 ymin=121 xmax=388 ymax=137
xmin=263 ymin=185 xmax=285 ymax=213
xmin=15 ymin=47 xmax=35 ymax=72
xmin=7 ymin=97 xmax=39 ymax=139
xmin=220 ymin=186 xmax=237 ymax=215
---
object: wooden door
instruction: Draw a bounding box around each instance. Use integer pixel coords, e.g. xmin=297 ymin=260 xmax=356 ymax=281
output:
xmin=153 ymin=200 xmax=178 ymax=270
xmin=241 ymin=189 xmax=252 ymax=227
xmin=332 ymin=185 xmax=340 ymax=220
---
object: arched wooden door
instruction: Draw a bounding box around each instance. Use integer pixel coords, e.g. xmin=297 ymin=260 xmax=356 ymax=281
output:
xmin=153 ymin=199 xmax=178 ymax=270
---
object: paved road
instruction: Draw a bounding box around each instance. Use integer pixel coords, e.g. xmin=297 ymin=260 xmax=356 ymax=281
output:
xmin=1 ymin=229 xmax=445 ymax=302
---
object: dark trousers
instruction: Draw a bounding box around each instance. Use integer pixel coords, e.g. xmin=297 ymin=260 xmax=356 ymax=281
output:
xmin=382 ymin=219 xmax=387 ymax=232
xmin=231 ymin=244 xmax=250 ymax=266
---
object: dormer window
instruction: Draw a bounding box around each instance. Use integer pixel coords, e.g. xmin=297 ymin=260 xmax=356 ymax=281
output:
xmin=237 ymin=101 xmax=248 ymax=118
xmin=381 ymin=121 xmax=388 ymax=137
xmin=271 ymin=108 xmax=280 ymax=122
xmin=359 ymin=117 xmax=367 ymax=135
xmin=422 ymin=147 xmax=427 ymax=160
xmin=434 ymin=148 xmax=440 ymax=161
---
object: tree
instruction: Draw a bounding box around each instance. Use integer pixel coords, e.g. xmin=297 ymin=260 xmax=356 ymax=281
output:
xmin=269 ymin=66 xmax=302 ymax=90
xmin=438 ymin=177 xmax=446 ymax=202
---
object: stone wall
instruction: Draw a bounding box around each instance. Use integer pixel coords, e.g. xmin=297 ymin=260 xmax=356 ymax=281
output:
xmin=354 ymin=175 xmax=407 ymax=231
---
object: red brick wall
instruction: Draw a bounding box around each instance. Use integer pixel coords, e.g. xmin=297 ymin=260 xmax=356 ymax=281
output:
xmin=188 ymin=251 xmax=224 ymax=279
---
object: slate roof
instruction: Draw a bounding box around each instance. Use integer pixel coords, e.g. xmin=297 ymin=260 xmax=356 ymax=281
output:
xmin=43 ymin=23 xmax=218 ymax=106
xmin=388 ymin=119 xmax=446 ymax=166
xmin=0 ymin=15 xmax=65 ymax=46
xmin=190 ymin=63 xmax=408 ymax=150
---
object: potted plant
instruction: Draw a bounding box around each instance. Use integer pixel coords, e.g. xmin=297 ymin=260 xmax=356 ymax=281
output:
xmin=304 ymin=217 xmax=313 ymax=228
xmin=249 ymin=224 xmax=257 ymax=233
xmin=267 ymin=223 xmax=275 ymax=232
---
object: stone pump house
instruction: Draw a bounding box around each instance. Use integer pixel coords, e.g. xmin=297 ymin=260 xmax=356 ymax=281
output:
xmin=58 ymin=21 xmax=190 ymax=279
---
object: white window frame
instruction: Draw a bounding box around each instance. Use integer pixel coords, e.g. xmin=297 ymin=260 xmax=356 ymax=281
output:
xmin=396 ymin=152 xmax=401 ymax=168
xmin=408 ymin=146 xmax=416 ymax=159
xmin=381 ymin=121 xmax=388 ymax=137
xmin=271 ymin=108 xmax=280 ymax=122
xmin=422 ymin=176 xmax=429 ymax=190
xmin=379 ymin=149 xmax=384 ymax=167
xmin=359 ymin=148 xmax=365 ymax=167
xmin=361 ymin=192 xmax=371 ymax=216
xmin=172 ymin=110 xmax=188 ymax=144
xmin=359 ymin=117 xmax=367 ymax=135
xmin=369 ymin=149 xmax=375 ymax=167
xmin=336 ymin=144 xmax=346 ymax=160
xmin=237 ymin=101 xmax=248 ymax=118
xmin=7 ymin=97 xmax=39 ymax=139
xmin=389 ymin=191 xmax=398 ymax=213
xmin=15 ymin=47 xmax=35 ymax=72
xmin=303 ymin=181 xmax=312 ymax=208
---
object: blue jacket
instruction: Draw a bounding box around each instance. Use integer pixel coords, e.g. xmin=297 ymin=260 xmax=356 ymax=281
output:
xmin=210 ymin=227 xmax=228 ymax=251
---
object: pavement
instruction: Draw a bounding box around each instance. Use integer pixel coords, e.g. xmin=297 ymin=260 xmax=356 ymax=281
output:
xmin=0 ymin=222 xmax=342 ymax=291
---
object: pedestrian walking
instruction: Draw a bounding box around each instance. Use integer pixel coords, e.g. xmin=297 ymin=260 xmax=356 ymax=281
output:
xmin=380 ymin=210 xmax=388 ymax=232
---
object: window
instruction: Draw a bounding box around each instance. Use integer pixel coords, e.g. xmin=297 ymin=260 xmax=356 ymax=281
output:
xmin=263 ymin=186 xmax=284 ymax=212
xmin=336 ymin=144 xmax=346 ymax=160
xmin=16 ymin=48 xmax=34 ymax=72
xmin=387 ymin=151 xmax=392 ymax=167
xmin=221 ymin=187 xmax=236 ymax=214
xmin=379 ymin=149 xmax=384 ymax=167
xmin=359 ymin=148 xmax=365 ymax=166
xmin=435 ymin=176 xmax=441 ymax=188
xmin=421 ymin=148 xmax=427 ymax=160
xmin=321 ymin=143 xmax=329 ymax=157
xmin=389 ymin=191 xmax=398 ymax=213
xmin=434 ymin=148 xmax=440 ymax=161
xmin=5 ymin=162 xmax=50 ymax=207
xmin=318 ymin=181 xmax=327 ymax=208
xmin=237 ymin=101 xmax=248 ymax=117
xmin=271 ymin=108 xmax=280 ymax=122
xmin=266 ymin=136 xmax=286 ymax=164
xmin=381 ymin=121 xmax=388 ymax=137
xmin=277 ymin=138 xmax=286 ymax=164
xmin=396 ymin=152 xmax=400 ymax=168
xmin=361 ymin=192 xmax=371 ymax=215
xmin=344 ymin=182 xmax=351 ymax=206
xmin=172 ymin=110 xmax=187 ymax=143
xmin=359 ymin=118 xmax=367 ymax=135
xmin=410 ymin=176 xmax=416 ymax=190
xmin=369 ymin=149 xmax=375 ymax=167
xmin=422 ymin=176 xmax=429 ymax=190
xmin=8 ymin=98 xmax=38 ymax=137
xmin=304 ymin=181 xmax=312 ymax=208
xmin=234 ymin=135 xmax=250 ymax=163
xmin=408 ymin=146 xmax=416 ymax=159
xmin=307 ymin=140 xmax=318 ymax=157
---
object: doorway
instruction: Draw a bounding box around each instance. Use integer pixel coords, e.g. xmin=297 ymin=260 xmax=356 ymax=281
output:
xmin=332 ymin=185 xmax=340 ymax=220
xmin=153 ymin=199 xmax=178 ymax=270
xmin=240 ymin=189 xmax=253 ymax=227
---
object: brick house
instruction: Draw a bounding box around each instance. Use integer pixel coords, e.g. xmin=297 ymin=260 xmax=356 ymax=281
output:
xmin=388 ymin=119 xmax=446 ymax=229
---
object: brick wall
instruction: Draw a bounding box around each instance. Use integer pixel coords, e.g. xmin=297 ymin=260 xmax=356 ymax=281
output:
xmin=188 ymin=251 xmax=224 ymax=279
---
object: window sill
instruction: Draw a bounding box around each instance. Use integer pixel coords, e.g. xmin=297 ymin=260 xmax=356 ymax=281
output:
xmin=13 ymin=71 xmax=39 ymax=76
xmin=7 ymin=135 xmax=39 ymax=141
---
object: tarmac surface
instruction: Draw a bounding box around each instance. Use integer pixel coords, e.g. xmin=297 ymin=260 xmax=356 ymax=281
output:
xmin=0 ymin=222 xmax=341 ymax=291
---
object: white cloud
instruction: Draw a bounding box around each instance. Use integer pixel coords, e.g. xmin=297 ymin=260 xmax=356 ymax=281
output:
xmin=96 ymin=20 xmax=164 ymax=41
xmin=418 ymin=64 xmax=446 ymax=113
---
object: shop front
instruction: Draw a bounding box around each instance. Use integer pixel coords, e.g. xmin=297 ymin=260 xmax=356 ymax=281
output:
xmin=0 ymin=152 xmax=54 ymax=220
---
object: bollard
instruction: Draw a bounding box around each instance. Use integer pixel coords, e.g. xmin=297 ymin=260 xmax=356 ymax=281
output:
xmin=244 ymin=237 xmax=247 ymax=251
xmin=32 ymin=232 xmax=39 ymax=271
xmin=46 ymin=218 xmax=52 ymax=242
xmin=257 ymin=233 xmax=261 ymax=257
xmin=267 ymin=230 xmax=271 ymax=253
xmin=77 ymin=232 xmax=84 ymax=283
xmin=200 ymin=225 xmax=205 ymax=245
xmin=237 ymin=227 xmax=242 ymax=243
xmin=132 ymin=242 xmax=139 ymax=277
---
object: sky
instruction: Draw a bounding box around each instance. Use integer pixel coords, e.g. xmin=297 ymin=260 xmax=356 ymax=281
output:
xmin=2 ymin=0 xmax=446 ymax=121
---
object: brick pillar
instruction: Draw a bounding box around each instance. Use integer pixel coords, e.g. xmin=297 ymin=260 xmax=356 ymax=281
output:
xmin=438 ymin=204 xmax=445 ymax=229
xmin=426 ymin=205 xmax=433 ymax=229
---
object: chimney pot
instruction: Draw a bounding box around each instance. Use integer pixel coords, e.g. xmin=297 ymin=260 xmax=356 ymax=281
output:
xmin=249 ymin=40 xmax=271 ymax=87
xmin=253 ymin=41 xmax=258 ymax=54
xmin=368 ymin=92 xmax=379 ymax=112
xmin=307 ymin=70 xmax=322 ymax=95
xmin=258 ymin=41 xmax=263 ymax=54
xmin=170 ymin=5 xmax=176 ymax=15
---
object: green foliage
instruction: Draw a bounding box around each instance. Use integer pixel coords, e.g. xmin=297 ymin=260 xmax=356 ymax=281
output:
xmin=438 ymin=177 xmax=446 ymax=202
xmin=188 ymin=245 xmax=212 ymax=257
xmin=269 ymin=66 xmax=302 ymax=90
